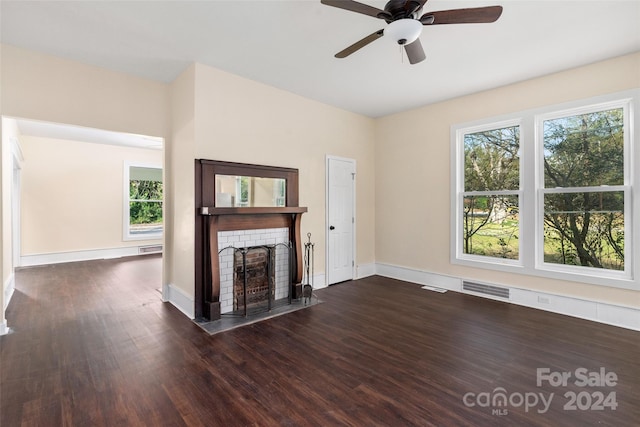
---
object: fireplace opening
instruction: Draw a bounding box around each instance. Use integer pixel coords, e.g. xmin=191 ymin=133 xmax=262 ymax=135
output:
xmin=234 ymin=246 xmax=275 ymax=312
xmin=219 ymin=238 xmax=292 ymax=317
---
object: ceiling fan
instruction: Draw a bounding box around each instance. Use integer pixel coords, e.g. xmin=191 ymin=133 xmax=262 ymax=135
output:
xmin=321 ymin=0 xmax=503 ymax=64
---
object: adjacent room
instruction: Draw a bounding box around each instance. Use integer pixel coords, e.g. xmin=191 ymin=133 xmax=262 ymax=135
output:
xmin=1 ymin=1 xmax=638 ymax=425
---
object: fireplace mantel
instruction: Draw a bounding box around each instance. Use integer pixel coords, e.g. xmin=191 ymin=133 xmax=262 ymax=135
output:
xmin=202 ymin=207 xmax=307 ymax=320
xmin=194 ymin=159 xmax=307 ymax=320
xmin=200 ymin=206 xmax=308 ymax=216
xmin=199 ymin=206 xmax=308 ymax=236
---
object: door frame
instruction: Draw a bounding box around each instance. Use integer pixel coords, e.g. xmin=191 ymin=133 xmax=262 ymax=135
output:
xmin=11 ymin=136 xmax=24 ymax=268
xmin=325 ymin=155 xmax=356 ymax=285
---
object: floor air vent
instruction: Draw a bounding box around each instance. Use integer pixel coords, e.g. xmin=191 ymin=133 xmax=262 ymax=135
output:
xmin=462 ymin=281 xmax=510 ymax=299
xmin=139 ymin=245 xmax=163 ymax=254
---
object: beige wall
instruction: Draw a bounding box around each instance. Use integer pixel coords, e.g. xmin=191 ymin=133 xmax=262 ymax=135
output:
xmin=194 ymin=64 xmax=376 ymax=276
xmin=167 ymin=63 xmax=376 ymax=299
xmin=20 ymin=135 xmax=162 ymax=255
xmin=0 ymin=45 xmax=170 ymax=138
xmin=375 ymin=52 xmax=640 ymax=307
xmin=168 ymin=64 xmax=196 ymax=300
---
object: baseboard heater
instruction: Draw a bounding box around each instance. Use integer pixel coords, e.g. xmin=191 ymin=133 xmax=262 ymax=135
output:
xmin=139 ymin=245 xmax=163 ymax=255
xmin=462 ymin=280 xmax=510 ymax=299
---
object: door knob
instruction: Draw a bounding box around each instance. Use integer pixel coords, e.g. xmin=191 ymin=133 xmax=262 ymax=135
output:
xmin=329 ymin=225 xmax=335 ymax=230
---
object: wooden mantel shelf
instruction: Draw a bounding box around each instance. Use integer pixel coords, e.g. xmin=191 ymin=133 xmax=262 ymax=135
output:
xmin=200 ymin=206 xmax=308 ymax=216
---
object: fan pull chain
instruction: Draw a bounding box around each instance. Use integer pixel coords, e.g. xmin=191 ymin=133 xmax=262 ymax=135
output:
xmin=399 ymin=45 xmax=404 ymax=64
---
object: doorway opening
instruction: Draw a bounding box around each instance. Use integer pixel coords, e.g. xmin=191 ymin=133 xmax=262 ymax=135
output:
xmin=1 ymin=117 xmax=165 ymax=320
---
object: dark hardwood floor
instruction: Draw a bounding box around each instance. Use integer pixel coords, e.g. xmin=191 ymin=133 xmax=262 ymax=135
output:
xmin=1 ymin=255 xmax=638 ymax=426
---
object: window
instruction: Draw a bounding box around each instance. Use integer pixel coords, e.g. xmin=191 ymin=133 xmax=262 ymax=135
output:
xmin=539 ymin=106 xmax=627 ymax=274
xmin=124 ymin=163 xmax=163 ymax=240
xmin=461 ymin=122 xmax=521 ymax=262
xmin=453 ymin=90 xmax=637 ymax=289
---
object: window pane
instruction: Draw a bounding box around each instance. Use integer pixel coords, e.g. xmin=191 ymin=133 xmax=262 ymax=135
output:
xmin=129 ymin=201 xmax=163 ymax=235
xmin=464 ymin=126 xmax=520 ymax=191
xmin=543 ymin=108 xmax=623 ymax=188
xmin=543 ymin=191 xmax=624 ymax=270
xmin=463 ymin=195 xmax=519 ymax=259
xmin=130 ymin=180 xmax=163 ymax=200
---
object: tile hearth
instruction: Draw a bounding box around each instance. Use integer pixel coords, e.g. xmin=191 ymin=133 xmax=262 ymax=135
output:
xmin=193 ymin=296 xmax=321 ymax=336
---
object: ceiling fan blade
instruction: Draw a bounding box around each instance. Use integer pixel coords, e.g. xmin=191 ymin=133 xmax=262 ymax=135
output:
xmin=321 ymin=0 xmax=389 ymax=20
xmin=420 ymin=6 xmax=503 ymax=25
xmin=404 ymin=38 xmax=426 ymax=64
xmin=335 ymin=29 xmax=384 ymax=58
xmin=404 ymin=0 xmax=430 ymax=15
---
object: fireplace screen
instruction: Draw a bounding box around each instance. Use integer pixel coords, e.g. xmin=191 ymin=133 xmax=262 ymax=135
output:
xmin=234 ymin=247 xmax=274 ymax=311
xmin=218 ymin=236 xmax=292 ymax=316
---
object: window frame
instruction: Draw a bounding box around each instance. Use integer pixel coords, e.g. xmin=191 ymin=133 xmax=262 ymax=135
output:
xmin=535 ymin=99 xmax=632 ymax=281
xmin=451 ymin=89 xmax=638 ymax=290
xmin=123 ymin=161 xmax=164 ymax=241
xmin=454 ymin=118 xmax=524 ymax=266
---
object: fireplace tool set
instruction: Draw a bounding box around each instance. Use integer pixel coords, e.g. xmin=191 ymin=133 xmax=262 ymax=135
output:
xmin=302 ymin=232 xmax=315 ymax=305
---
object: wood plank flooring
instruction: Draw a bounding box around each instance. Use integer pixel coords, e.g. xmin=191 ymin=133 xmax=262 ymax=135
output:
xmin=1 ymin=255 xmax=638 ymax=426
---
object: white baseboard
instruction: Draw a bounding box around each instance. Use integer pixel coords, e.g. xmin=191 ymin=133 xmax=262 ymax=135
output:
xmin=376 ymin=263 xmax=462 ymax=291
xmin=309 ymin=273 xmax=327 ymax=290
xmin=310 ymin=264 xmax=374 ymax=290
xmin=356 ymin=263 xmax=376 ymax=279
xmin=375 ymin=263 xmax=640 ymax=331
xmin=311 ymin=263 xmax=373 ymax=289
xmin=4 ymin=273 xmax=15 ymax=311
xmin=20 ymin=246 xmax=162 ymax=267
xmin=0 ymin=320 xmax=8 ymax=336
xmin=167 ymin=283 xmax=194 ymax=319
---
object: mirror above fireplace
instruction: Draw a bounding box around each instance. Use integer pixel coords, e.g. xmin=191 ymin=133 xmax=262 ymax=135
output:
xmin=215 ymin=175 xmax=286 ymax=208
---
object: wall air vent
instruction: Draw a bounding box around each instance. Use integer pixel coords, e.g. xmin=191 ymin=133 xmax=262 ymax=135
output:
xmin=139 ymin=245 xmax=163 ymax=254
xmin=462 ymin=281 xmax=510 ymax=299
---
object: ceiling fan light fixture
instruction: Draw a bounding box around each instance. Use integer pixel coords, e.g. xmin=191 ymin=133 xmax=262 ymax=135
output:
xmin=385 ymin=18 xmax=422 ymax=45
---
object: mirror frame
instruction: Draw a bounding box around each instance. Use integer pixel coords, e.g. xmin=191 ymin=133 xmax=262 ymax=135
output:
xmin=198 ymin=160 xmax=299 ymax=208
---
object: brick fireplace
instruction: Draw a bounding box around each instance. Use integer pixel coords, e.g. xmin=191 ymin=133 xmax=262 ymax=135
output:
xmin=194 ymin=159 xmax=307 ymax=321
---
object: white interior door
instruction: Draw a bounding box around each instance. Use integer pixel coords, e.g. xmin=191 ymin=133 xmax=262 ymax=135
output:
xmin=326 ymin=156 xmax=355 ymax=285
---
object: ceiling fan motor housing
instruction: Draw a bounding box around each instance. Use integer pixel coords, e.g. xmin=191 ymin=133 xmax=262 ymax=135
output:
xmin=383 ymin=0 xmax=424 ymax=22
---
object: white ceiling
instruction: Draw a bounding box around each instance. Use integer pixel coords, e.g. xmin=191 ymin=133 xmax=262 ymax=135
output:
xmin=1 ymin=0 xmax=639 ymax=118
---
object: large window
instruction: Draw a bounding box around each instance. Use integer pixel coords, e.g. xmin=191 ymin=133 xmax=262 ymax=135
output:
xmin=462 ymin=122 xmax=521 ymax=261
xmin=453 ymin=91 xmax=637 ymax=289
xmin=540 ymin=106 xmax=627 ymax=274
xmin=124 ymin=163 xmax=163 ymax=240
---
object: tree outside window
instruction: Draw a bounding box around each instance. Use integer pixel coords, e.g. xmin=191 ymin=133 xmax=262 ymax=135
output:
xmin=542 ymin=108 xmax=625 ymax=271
xmin=454 ymin=94 xmax=634 ymax=287
xmin=462 ymin=124 xmax=520 ymax=260
xmin=127 ymin=165 xmax=163 ymax=238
